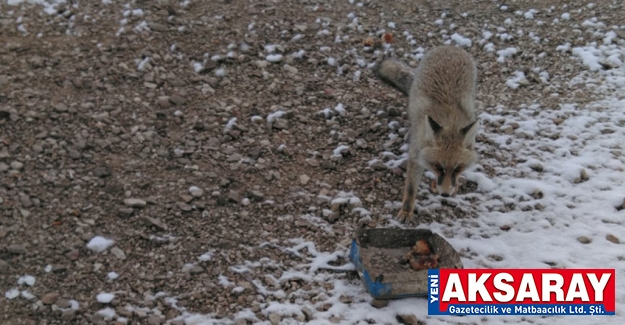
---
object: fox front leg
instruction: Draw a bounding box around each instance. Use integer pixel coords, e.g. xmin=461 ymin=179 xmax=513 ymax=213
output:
xmin=397 ymin=160 xmax=422 ymax=223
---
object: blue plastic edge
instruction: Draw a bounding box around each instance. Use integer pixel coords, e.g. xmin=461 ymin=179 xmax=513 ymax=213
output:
xmin=350 ymin=239 xmax=429 ymax=300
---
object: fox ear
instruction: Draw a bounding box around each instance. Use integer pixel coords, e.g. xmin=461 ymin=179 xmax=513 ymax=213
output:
xmin=461 ymin=120 xmax=479 ymax=148
xmin=427 ymin=115 xmax=442 ymax=134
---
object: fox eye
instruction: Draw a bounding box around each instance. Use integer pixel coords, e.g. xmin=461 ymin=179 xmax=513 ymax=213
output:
xmin=454 ymin=166 xmax=463 ymax=173
xmin=433 ymin=164 xmax=444 ymax=173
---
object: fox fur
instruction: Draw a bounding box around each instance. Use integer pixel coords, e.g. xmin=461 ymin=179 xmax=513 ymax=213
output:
xmin=373 ymin=45 xmax=479 ymax=223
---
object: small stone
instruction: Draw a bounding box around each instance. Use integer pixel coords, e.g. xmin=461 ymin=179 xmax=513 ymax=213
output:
xmin=577 ymin=236 xmax=591 ymax=244
xmin=227 ymin=153 xmax=242 ymax=162
xmin=248 ymin=190 xmax=264 ymax=202
xmin=93 ymin=166 xmax=111 ymax=177
xmin=68 ymin=150 xmax=82 ymax=159
xmin=65 ymin=249 xmax=80 ymax=260
xmin=110 ymin=247 xmax=127 ymax=260
xmin=42 ymin=292 xmax=60 ymax=305
xmin=397 ymin=314 xmax=421 ymax=325
xmin=124 ymin=198 xmax=147 ymax=208
xmin=51 ymin=265 xmax=67 ymax=273
xmin=228 ymin=190 xmax=241 ymax=203
xmin=147 ymin=315 xmax=164 ymax=325
xmin=165 ymin=309 xmax=179 ymax=320
xmin=530 ymin=163 xmax=543 ymax=172
xmin=61 ymin=309 xmax=76 ymax=321
xmin=283 ymin=64 xmax=298 ymax=74
xmin=6 ymin=244 xmax=26 ymax=254
xmin=189 ymin=186 xmax=203 ymax=197
xmin=52 ymin=103 xmax=68 ymax=112
xmin=189 ymin=265 xmax=204 ymax=274
xmin=148 ymin=22 xmax=167 ymax=32
xmin=157 ymin=97 xmax=171 ymax=108
xmin=370 ymin=161 xmax=387 ymax=170
xmin=371 ymin=299 xmax=388 ymax=308
xmin=118 ymin=208 xmax=134 ymax=217
xmin=0 ymin=258 xmax=9 ymax=273
xmin=552 ymin=117 xmax=564 ymax=125
xmin=142 ymin=216 xmax=168 ymax=230
xmin=502 ymin=126 xmax=514 ymax=134
xmin=272 ymin=118 xmax=288 ymax=130
xmin=299 ymin=174 xmax=310 ymax=185
xmin=180 ymin=195 xmax=194 ymax=203
xmin=339 ymin=295 xmax=352 ymax=304
xmin=10 ymin=161 xmax=24 ymax=170
xmin=268 ymin=313 xmax=282 ymax=325
xmin=169 ymin=95 xmax=186 ymax=105
xmin=55 ymin=298 xmax=71 ymax=309
xmin=177 ymin=202 xmax=193 ymax=212
xmin=19 ymin=194 xmax=32 ymax=208
xmin=580 ymin=169 xmax=589 ymax=182
xmin=606 ymin=234 xmax=620 ymax=244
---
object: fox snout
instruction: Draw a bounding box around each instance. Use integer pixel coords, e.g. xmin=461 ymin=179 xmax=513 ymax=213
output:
xmin=436 ymin=174 xmax=458 ymax=197
xmin=430 ymin=167 xmax=463 ymax=197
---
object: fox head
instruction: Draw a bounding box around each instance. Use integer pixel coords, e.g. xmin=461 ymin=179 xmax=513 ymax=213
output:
xmin=418 ymin=115 xmax=478 ymax=197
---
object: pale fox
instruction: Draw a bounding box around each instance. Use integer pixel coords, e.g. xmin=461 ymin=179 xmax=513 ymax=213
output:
xmin=373 ymin=45 xmax=479 ymax=223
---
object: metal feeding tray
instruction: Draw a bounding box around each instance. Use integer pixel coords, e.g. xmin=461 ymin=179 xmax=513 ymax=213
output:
xmin=349 ymin=228 xmax=463 ymax=300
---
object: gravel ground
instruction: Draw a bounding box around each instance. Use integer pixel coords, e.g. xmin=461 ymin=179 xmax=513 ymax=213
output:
xmin=1 ymin=0 xmax=625 ymax=324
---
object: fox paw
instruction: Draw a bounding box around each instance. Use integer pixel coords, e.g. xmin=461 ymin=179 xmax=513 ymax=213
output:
xmin=396 ymin=209 xmax=414 ymax=223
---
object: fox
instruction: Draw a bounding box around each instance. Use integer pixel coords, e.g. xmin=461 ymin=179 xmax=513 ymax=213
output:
xmin=373 ymin=45 xmax=479 ymax=223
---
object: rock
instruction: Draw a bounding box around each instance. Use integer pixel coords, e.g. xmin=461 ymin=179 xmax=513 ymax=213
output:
xmin=370 ymin=161 xmax=387 ymax=170
xmin=55 ymin=298 xmax=71 ymax=308
xmin=165 ymin=309 xmax=179 ymax=320
xmin=148 ymin=22 xmax=167 ymax=32
xmin=577 ymin=236 xmax=591 ymax=244
xmin=52 ymin=103 xmax=68 ymax=112
xmin=6 ymin=244 xmax=27 ymax=254
xmin=228 ymin=190 xmax=241 ymax=203
xmin=110 ymin=247 xmax=127 ymax=260
xmin=268 ymin=313 xmax=282 ymax=325
xmin=51 ymin=265 xmax=67 ymax=273
xmin=248 ymin=190 xmax=264 ymax=202
xmin=41 ymin=292 xmax=60 ymax=305
xmin=118 ymin=208 xmax=134 ymax=217
xmin=339 ymin=295 xmax=352 ymax=304
xmin=0 ymin=258 xmax=9 ymax=273
xmin=65 ymin=249 xmax=80 ymax=260
xmin=147 ymin=315 xmax=164 ymax=325
xmin=10 ymin=161 xmax=24 ymax=170
xmin=189 ymin=265 xmax=204 ymax=274
xmin=299 ymin=174 xmax=310 ymax=185
xmin=19 ymin=194 xmax=32 ymax=208
xmin=227 ymin=153 xmax=242 ymax=162
xmin=272 ymin=118 xmax=288 ymax=130
xmin=124 ymin=198 xmax=147 ymax=208
xmin=169 ymin=95 xmax=186 ymax=105
xmin=606 ymin=234 xmax=620 ymax=244
xmin=371 ymin=299 xmax=388 ymax=308
xmin=93 ymin=166 xmax=111 ymax=177
xmin=61 ymin=309 xmax=76 ymax=321
xmin=580 ymin=169 xmax=589 ymax=182
xmin=142 ymin=216 xmax=168 ymax=230
xmin=189 ymin=186 xmax=203 ymax=197
xmin=177 ymin=202 xmax=193 ymax=212
xmin=397 ymin=314 xmax=422 ymax=325
xmin=157 ymin=97 xmax=171 ymax=108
